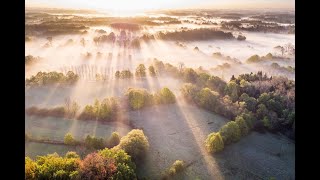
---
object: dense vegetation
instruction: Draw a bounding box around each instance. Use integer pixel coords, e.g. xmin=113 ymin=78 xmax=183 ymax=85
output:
xmin=162 ymin=160 xmax=185 ymax=179
xmin=26 ymin=129 xmax=150 ymax=179
xmin=26 ymin=71 xmax=79 ymax=86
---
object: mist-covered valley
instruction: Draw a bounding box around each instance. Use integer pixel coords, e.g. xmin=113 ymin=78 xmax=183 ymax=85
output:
xmin=25 ymin=7 xmax=295 ymax=180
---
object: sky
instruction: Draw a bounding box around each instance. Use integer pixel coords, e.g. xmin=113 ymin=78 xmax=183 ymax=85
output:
xmin=26 ymin=0 xmax=295 ymax=13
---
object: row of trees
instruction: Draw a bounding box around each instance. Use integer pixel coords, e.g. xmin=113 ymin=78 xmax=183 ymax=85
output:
xmin=26 ymin=71 xmax=79 ymax=86
xmin=115 ymin=64 xmax=157 ymax=79
xmin=126 ymin=87 xmax=176 ymax=110
xmin=64 ymin=132 xmax=121 ymax=149
xmin=26 ymin=129 xmax=149 ymax=180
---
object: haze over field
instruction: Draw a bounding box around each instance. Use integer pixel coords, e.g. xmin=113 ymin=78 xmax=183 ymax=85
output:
xmin=25 ymin=1 xmax=295 ymax=179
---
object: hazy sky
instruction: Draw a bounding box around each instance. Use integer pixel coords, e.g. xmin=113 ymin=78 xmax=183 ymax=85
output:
xmin=26 ymin=0 xmax=295 ymax=12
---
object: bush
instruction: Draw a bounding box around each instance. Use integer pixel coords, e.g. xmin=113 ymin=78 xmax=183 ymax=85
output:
xmin=25 ymin=157 xmax=37 ymax=180
xmin=219 ymin=121 xmax=241 ymax=145
xmin=64 ymin=133 xmax=77 ymax=145
xmin=107 ymin=132 xmax=121 ymax=148
xmin=117 ymin=129 xmax=149 ymax=161
xmin=205 ymin=132 xmax=224 ymax=153
xmin=154 ymin=87 xmax=176 ymax=104
xmin=168 ymin=160 xmax=185 ymax=176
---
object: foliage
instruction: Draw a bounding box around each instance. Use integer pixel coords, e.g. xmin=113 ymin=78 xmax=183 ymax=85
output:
xmin=25 ymin=152 xmax=80 ymax=180
xmin=135 ymin=64 xmax=147 ymax=77
xmin=154 ymin=87 xmax=176 ymax=104
xmin=117 ymin=129 xmax=149 ymax=162
xmin=115 ymin=70 xmax=133 ymax=79
xmin=26 ymin=71 xmax=79 ymax=86
xmin=107 ymin=132 xmax=121 ymax=148
xmin=78 ymin=98 xmax=118 ymax=121
xmin=125 ymin=88 xmax=153 ymax=110
xmin=84 ymin=135 xmax=105 ymax=150
xmin=99 ymin=148 xmax=137 ymax=179
xmin=64 ymin=133 xmax=77 ymax=145
xmin=219 ymin=121 xmax=241 ymax=145
xmin=205 ymin=132 xmax=224 ymax=153
xmin=79 ymin=152 xmax=117 ymax=179
xmin=235 ymin=116 xmax=250 ymax=136
xmin=168 ymin=160 xmax=185 ymax=176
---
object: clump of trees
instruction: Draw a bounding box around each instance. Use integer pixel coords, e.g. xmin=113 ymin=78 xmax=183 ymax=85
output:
xmin=115 ymin=70 xmax=133 ymax=79
xmin=25 ymin=55 xmax=41 ymax=66
xmin=125 ymin=87 xmax=176 ymax=110
xmin=26 ymin=148 xmax=137 ymax=180
xmin=78 ymin=98 xmax=118 ymax=121
xmin=26 ymin=71 xmax=79 ymax=86
xmin=205 ymin=71 xmax=295 ymax=153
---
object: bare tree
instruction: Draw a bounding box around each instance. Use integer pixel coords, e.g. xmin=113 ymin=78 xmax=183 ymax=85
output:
xmin=178 ymin=62 xmax=185 ymax=73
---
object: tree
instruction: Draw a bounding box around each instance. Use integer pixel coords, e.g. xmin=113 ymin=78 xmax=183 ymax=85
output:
xmin=168 ymin=160 xmax=185 ymax=176
xmin=183 ymin=68 xmax=198 ymax=83
xmin=64 ymin=133 xmax=76 ymax=145
xmin=99 ymin=148 xmax=137 ymax=179
xmin=65 ymin=151 xmax=80 ymax=159
xmin=196 ymin=88 xmax=219 ymax=111
xmin=135 ymin=64 xmax=146 ymax=77
xmin=85 ymin=135 xmax=105 ymax=149
xmin=125 ymin=88 xmax=152 ymax=110
xmin=148 ymin=65 xmax=156 ymax=76
xmin=219 ymin=121 xmax=241 ymax=145
xmin=25 ymin=157 xmax=37 ymax=180
xmin=205 ymin=132 xmax=224 ymax=153
xmin=235 ymin=116 xmax=249 ymax=136
xmin=246 ymin=55 xmax=260 ymax=63
xmin=154 ymin=87 xmax=176 ymax=104
xmin=80 ymin=152 xmax=117 ymax=179
xmin=117 ymin=129 xmax=149 ymax=161
xmin=180 ymin=83 xmax=198 ymax=101
xmin=108 ymin=132 xmax=120 ymax=148
xmin=178 ymin=62 xmax=185 ymax=73
xmin=256 ymin=104 xmax=268 ymax=120
xmin=115 ymin=71 xmax=120 ymax=79
xmin=225 ymin=81 xmax=240 ymax=102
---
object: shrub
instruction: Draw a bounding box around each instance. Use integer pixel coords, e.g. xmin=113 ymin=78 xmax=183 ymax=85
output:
xmin=117 ymin=129 xmax=149 ymax=161
xmin=168 ymin=160 xmax=185 ymax=176
xmin=205 ymin=132 xmax=224 ymax=153
xmin=219 ymin=121 xmax=241 ymax=145
xmin=64 ymin=133 xmax=77 ymax=145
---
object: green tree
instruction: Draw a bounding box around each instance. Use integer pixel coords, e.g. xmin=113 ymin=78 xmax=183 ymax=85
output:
xmin=235 ymin=116 xmax=250 ymax=136
xmin=196 ymin=88 xmax=220 ymax=111
xmin=219 ymin=121 xmax=241 ymax=145
xmin=183 ymin=68 xmax=198 ymax=83
xmin=154 ymin=87 xmax=176 ymax=104
xmin=180 ymin=83 xmax=198 ymax=101
xmin=125 ymin=88 xmax=152 ymax=110
xmin=117 ymin=129 xmax=149 ymax=161
xmin=205 ymin=132 xmax=224 ymax=153
xmin=108 ymin=132 xmax=121 ymax=148
xmin=225 ymin=81 xmax=240 ymax=102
